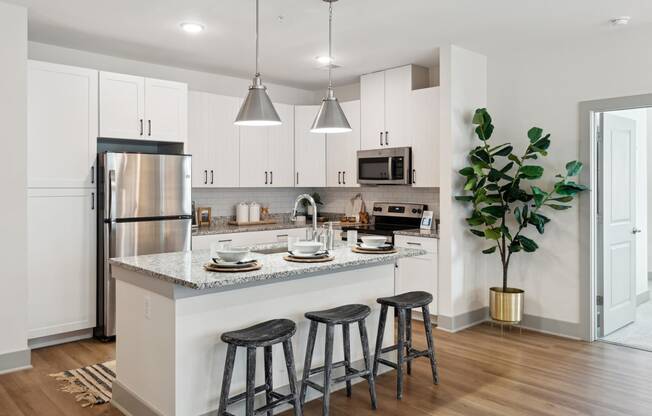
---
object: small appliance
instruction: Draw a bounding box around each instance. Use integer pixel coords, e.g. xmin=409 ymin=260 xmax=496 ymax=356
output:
xmin=341 ymin=202 xmax=427 ymax=245
xmin=357 ymin=147 xmax=412 ymax=185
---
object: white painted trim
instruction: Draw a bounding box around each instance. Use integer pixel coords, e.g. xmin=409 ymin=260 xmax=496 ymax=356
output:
xmin=0 ymin=349 xmax=31 ymax=375
xmin=28 ymin=328 xmax=93 ymax=350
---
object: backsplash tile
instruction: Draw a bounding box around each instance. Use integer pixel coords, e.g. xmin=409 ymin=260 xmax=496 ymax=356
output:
xmin=314 ymin=187 xmax=439 ymax=217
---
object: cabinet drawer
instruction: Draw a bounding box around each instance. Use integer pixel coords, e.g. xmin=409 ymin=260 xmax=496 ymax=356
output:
xmin=394 ymin=235 xmax=437 ymax=254
xmin=192 ymin=228 xmax=307 ymax=249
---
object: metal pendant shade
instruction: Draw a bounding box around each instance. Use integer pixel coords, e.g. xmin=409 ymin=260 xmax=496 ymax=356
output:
xmin=311 ymin=0 xmax=351 ymax=134
xmin=234 ymin=0 xmax=281 ymax=126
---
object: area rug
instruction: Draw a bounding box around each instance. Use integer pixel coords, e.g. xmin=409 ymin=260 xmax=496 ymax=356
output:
xmin=49 ymin=360 xmax=115 ymax=407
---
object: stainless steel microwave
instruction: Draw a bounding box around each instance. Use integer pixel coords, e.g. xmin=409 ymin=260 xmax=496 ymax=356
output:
xmin=357 ymin=147 xmax=412 ymax=185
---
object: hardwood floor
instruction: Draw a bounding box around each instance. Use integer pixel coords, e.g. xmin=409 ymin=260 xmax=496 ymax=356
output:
xmin=1 ymin=323 xmax=651 ymax=416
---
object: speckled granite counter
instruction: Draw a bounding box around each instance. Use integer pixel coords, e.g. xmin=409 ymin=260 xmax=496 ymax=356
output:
xmin=192 ymin=221 xmax=305 ymax=236
xmin=393 ymin=228 xmax=439 ymax=239
xmin=110 ymin=243 xmax=425 ymax=290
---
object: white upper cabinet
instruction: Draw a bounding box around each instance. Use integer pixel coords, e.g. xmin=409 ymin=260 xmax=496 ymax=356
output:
xmin=99 ymin=72 xmax=145 ymax=140
xmin=28 ymin=61 xmax=98 ymax=188
xmin=188 ymin=91 xmax=240 ymax=188
xmin=294 ymin=105 xmax=326 ymax=187
xmin=99 ymin=71 xmax=187 ymax=142
xmin=326 ymin=100 xmax=360 ymax=187
xmin=239 ymin=103 xmax=295 ymax=187
xmin=360 ymin=65 xmax=429 ymax=150
xmin=410 ymin=87 xmax=440 ymax=187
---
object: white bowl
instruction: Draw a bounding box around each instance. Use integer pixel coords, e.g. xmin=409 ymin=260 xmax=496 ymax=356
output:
xmin=292 ymin=241 xmax=323 ymax=254
xmin=361 ymin=236 xmax=387 ymax=247
xmin=215 ymin=247 xmax=250 ymax=263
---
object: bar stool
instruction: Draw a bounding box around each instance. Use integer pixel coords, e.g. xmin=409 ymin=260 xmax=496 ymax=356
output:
xmin=300 ymin=304 xmax=377 ymax=415
xmin=217 ymin=319 xmax=302 ymax=416
xmin=373 ymin=291 xmax=439 ymax=399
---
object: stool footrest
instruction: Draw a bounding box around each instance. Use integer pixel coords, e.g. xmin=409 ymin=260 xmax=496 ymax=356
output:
xmin=308 ymin=359 xmax=347 ymax=376
xmin=380 ymin=345 xmax=398 ymax=354
xmin=253 ymin=393 xmax=296 ymax=415
xmin=407 ymin=349 xmax=430 ymax=360
xmin=332 ymin=367 xmax=370 ymax=384
xmin=303 ymin=379 xmax=325 ymax=394
xmin=227 ymin=384 xmax=269 ymax=405
xmin=376 ymin=358 xmax=398 ymax=369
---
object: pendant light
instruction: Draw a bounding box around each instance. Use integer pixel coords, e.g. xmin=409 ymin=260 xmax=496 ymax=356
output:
xmin=310 ymin=0 xmax=352 ymax=134
xmin=234 ymin=0 xmax=282 ymax=126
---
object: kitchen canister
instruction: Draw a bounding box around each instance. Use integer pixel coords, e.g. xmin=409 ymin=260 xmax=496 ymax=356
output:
xmin=249 ymin=201 xmax=261 ymax=223
xmin=236 ymin=202 xmax=249 ymax=223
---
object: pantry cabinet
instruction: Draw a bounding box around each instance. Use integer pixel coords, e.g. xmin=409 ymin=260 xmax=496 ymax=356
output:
xmin=326 ymin=100 xmax=360 ymax=187
xmin=99 ymin=71 xmax=187 ymax=142
xmin=409 ymin=87 xmax=440 ymax=187
xmin=240 ymin=103 xmax=294 ymax=187
xmin=360 ymin=65 xmax=429 ymax=150
xmin=394 ymin=235 xmax=438 ymax=315
xmin=188 ymin=91 xmax=241 ymax=188
xmin=294 ymin=105 xmax=326 ymax=187
xmin=28 ymin=61 xmax=98 ymax=188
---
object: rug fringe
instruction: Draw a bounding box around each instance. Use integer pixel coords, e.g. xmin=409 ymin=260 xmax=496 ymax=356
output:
xmin=50 ymin=372 xmax=104 ymax=407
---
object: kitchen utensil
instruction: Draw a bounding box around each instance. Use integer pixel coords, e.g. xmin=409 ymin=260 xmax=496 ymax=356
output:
xmin=204 ymin=261 xmax=262 ymax=273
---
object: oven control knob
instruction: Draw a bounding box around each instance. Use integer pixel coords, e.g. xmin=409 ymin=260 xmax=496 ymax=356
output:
xmin=412 ymin=208 xmax=420 ymax=214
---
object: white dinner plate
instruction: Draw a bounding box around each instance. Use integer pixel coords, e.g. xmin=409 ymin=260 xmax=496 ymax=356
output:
xmin=358 ymin=243 xmax=392 ymax=250
xmin=211 ymin=258 xmax=257 ymax=268
xmin=288 ymin=251 xmax=329 ymax=258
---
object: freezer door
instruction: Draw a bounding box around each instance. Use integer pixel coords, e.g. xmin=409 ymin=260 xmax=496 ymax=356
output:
xmin=103 ymin=152 xmax=191 ymax=220
xmin=102 ymin=218 xmax=191 ymax=337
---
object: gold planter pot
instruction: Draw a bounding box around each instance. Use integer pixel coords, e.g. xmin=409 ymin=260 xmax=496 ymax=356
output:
xmin=489 ymin=287 xmax=524 ymax=323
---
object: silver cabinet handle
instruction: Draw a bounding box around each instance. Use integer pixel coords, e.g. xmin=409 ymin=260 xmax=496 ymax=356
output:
xmin=91 ymin=192 xmax=95 ymax=210
xmin=210 ymin=170 xmax=214 ymax=185
xmin=385 ymin=131 xmax=389 ymax=145
xmin=276 ymin=234 xmax=289 ymax=238
xmin=380 ymin=132 xmax=383 ymax=146
xmin=218 ymin=239 xmax=232 ymax=243
xmin=139 ymin=119 xmax=144 ymax=136
xmin=413 ymin=169 xmax=416 ymax=184
xmin=270 ymin=171 xmax=273 ymax=185
xmin=148 ymin=120 xmax=152 ymax=136
xmin=406 ymin=242 xmax=422 ymax=246
xmin=204 ymin=170 xmax=208 ymax=185
xmin=338 ymin=171 xmax=341 ymax=185
xmin=343 ymin=171 xmax=346 ymax=185
xmin=265 ymin=171 xmax=268 ymax=185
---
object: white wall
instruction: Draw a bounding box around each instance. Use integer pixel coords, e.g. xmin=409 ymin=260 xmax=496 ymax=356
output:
xmin=0 ymin=1 xmax=29 ymax=361
xmin=648 ymin=109 xmax=652 ymax=281
xmin=487 ymin=27 xmax=652 ymax=324
xmin=608 ymin=109 xmax=648 ymax=299
xmin=28 ymin=42 xmax=316 ymax=105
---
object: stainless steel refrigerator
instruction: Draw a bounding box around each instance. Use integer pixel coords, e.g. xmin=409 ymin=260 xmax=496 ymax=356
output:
xmin=96 ymin=152 xmax=192 ymax=339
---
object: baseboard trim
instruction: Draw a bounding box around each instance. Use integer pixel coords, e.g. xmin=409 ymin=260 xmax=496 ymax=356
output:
xmin=637 ymin=290 xmax=650 ymax=306
xmin=28 ymin=328 xmax=93 ymax=350
xmin=437 ymin=307 xmax=488 ymax=332
xmin=0 ymin=348 xmax=31 ymax=375
xmin=112 ymin=379 xmax=165 ymax=416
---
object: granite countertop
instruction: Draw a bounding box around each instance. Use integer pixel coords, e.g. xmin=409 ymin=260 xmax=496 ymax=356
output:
xmin=193 ymin=221 xmax=306 ymax=236
xmin=393 ymin=228 xmax=439 ymax=239
xmin=109 ymin=243 xmax=426 ymax=290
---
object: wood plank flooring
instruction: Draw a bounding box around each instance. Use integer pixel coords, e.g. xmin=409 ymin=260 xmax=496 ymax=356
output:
xmin=1 ymin=322 xmax=651 ymax=416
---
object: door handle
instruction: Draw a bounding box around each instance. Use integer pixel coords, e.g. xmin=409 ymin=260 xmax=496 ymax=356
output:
xmin=204 ymin=170 xmax=208 ymax=185
xmin=632 ymin=228 xmax=642 ymax=234
xmin=139 ymin=119 xmax=144 ymax=136
xmin=338 ymin=171 xmax=341 ymax=185
xmin=343 ymin=171 xmax=346 ymax=185
xmin=270 ymin=171 xmax=273 ymax=184
xmin=380 ymin=132 xmax=383 ymax=146
xmin=413 ymin=169 xmax=416 ymax=184
xmin=91 ymin=192 xmax=95 ymax=210
xmin=385 ymin=131 xmax=389 ymax=145
xmin=148 ymin=120 xmax=152 ymax=136
xmin=265 ymin=171 xmax=268 ymax=185
xmin=210 ymin=170 xmax=214 ymax=185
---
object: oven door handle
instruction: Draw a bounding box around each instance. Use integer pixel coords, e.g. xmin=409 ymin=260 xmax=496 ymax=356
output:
xmin=387 ymin=156 xmax=393 ymax=181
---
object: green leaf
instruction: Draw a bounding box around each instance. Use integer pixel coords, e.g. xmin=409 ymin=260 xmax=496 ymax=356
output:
xmin=514 ymin=206 xmax=522 ymax=224
xmin=565 ymin=160 xmax=583 ymax=177
xmin=488 ymin=169 xmax=503 ymax=183
xmin=508 ymin=154 xmax=522 ymax=166
xmin=485 ymin=183 xmax=500 ymax=191
xmin=459 ymin=167 xmax=475 ymax=177
xmin=464 ymin=177 xmax=477 ymax=191
xmin=500 ymin=162 xmax=515 ymax=173
xmin=519 ymin=165 xmax=544 ymax=180
xmin=509 ymin=242 xmax=522 ymax=253
xmin=470 ymin=229 xmax=485 ymax=237
xmin=546 ymin=204 xmax=572 ymax=210
xmin=516 ymin=235 xmax=538 ymax=252
xmin=550 ymin=196 xmax=573 ymax=203
xmin=484 ymin=228 xmax=501 ymax=240
xmin=528 ymin=212 xmax=550 ymax=234
xmin=484 ymin=194 xmax=503 ymax=204
xmin=482 ymin=246 xmax=497 ymax=254
xmin=528 ymin=127 xmax=543 ymax=142
xmin=556 ymin=182 xmax=588 ymax=196
xmin=455 ymin=195 xmax=474 ymax=202
xmin=472 ymin=108 xmax=487 ymax=125
xmin=492 ymin=145 xmax=513 ymax=157
xmin=481 ymin=205 xmax=506 ymax=218
xmin=531 ymin=186 xmax=548 ymax=207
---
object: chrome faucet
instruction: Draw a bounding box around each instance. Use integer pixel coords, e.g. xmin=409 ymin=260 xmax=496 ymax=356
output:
xmin=291 ymin=194 xmax=318 ymax=241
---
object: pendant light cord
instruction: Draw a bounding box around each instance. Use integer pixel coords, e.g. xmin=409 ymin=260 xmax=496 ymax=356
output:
xmin=255 ymin=0 xmax=260 ymax=77
xmin=328 ymin=1 xmax=333 ymax=90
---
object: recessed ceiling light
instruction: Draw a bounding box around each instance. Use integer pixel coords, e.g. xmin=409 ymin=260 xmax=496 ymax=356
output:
xmin=610 ymin=16 xmax=631 ymax=26
xmin=315 ymin=55 xmax=334 ymax=65
xmin=180 ymin=22 xmax=205 ymax=34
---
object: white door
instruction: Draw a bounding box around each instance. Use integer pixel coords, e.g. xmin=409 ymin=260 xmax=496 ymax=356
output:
xmin=239 ymin=126 xmax=268 ymax=187
xmin=295 ymin=105 xmax=326 ymax=187
xmin=267 ymin=103 xmax=295 ymax=187
xmin=410 ymin=87 xmax=440 ymax=187
xmin=27 ymin=188 xmax=96 ymax=339
xmin=187 ymin=91 xmax=209 ymax=187
xmin=326 ymin=100 xmax=361 ymax=187
xmin=384 ymin=65 xmax=412 ymax=148
xmin=144 ymin=78 xmax=188 ymax=142
xmin=28 ymin=61 xmax=98 ymax=188
xmin=99 ymin=71 xmax=145 ymax=140
xmin=207 ymin=94 xmax=241 ymax=187
xmin=360 ymin=71 xmax=386 ymax=150
xmin=601 ymin=113 xmax=638 ymax=336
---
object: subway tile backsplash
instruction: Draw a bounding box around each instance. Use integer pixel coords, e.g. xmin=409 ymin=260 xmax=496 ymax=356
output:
xmin=192 ymin=186 xmax=439 ymax=218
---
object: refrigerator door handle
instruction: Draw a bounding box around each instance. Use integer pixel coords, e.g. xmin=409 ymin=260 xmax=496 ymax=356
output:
xmin=108 ymin=169 xmax=115 ymax=220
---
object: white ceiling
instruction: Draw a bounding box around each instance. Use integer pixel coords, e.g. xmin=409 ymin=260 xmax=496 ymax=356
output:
xmin=8 ymin=0 xmax=652 ymax=89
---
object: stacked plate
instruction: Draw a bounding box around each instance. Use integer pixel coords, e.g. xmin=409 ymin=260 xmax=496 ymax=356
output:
xmin=287 ymin=250 xmax=330 ymax=259
xmin=357 ymin=243 xmax=394 ymax=251
xmin=204 ymin=258 xmax=261 ymax=272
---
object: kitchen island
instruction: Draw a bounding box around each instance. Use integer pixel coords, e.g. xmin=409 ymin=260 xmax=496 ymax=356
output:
xmin=109 ymin=243 xmax=425 ymax=416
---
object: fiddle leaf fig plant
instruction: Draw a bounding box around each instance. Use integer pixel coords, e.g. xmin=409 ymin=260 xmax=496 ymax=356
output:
xmin=455 ymin=108 xmax=588 ymax=292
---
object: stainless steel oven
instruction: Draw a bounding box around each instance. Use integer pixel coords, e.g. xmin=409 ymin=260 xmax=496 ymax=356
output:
xmin=357 ymin=147 xmax=412 ymax=185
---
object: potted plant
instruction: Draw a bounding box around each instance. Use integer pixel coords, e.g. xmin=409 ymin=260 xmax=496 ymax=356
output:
xmin=302 ymin=192 xmax=324 ymax=217
xmin=456 ymin=108 xmax=587 ymax=323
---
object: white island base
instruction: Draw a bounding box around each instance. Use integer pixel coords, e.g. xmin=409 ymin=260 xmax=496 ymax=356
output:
xmin=111 ymin=263 xmax=396 ymax=416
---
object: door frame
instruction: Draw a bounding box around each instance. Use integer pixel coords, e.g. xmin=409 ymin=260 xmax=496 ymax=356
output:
xmin=579 ymin=93 xmax=652 ymax=341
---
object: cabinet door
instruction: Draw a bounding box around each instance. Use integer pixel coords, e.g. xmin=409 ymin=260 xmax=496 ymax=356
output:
xmin=27 ymin=189 xmax=96 ymax=338
xmin=410 ymin=87 xmax=440 ymax=187
xmin=99 ymin=71 xmax=145 ymax=140
xmin=267 ymin=103 xmax=295 ymax=187
xmin=144 ymin=78 xmax=188 ymax=142
xmin=395 ymin=236 xmax=438 ymax=314
xmin=360 ymin=71 xmax=386 ymax=150
xmin=326 ymin=100 xmax=360 ymax=187
xmin=187 ymin=91 xmax=209 ymax=188
xmin=28 ymin=61 xmax=98 ymax=189
xmin=207 ymin=94 xmax=241 ymax=187
xmin=384 ymin=65 xmax=413 ymax=148
xmin=239 ymin=125 xmax=268 ymax=187
xmin=295 ymin=105 xmax=326 ymax=187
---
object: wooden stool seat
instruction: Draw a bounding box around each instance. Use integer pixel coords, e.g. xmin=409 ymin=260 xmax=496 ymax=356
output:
xmin=305 ymin=304 xmax=371 ymax=325
xmin=221 ymin=319 xmax=296 ymax=347
xmin=377 ymin=291 xmax=433 ymax=309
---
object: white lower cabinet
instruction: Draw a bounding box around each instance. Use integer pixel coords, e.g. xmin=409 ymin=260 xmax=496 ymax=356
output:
xmin=27 ymin=188 xmax=96 ymax=339
xmin=394 ymin=235 xmax=438 ymax=315
xmin=192 ymin=228 xmax=308 ymax=250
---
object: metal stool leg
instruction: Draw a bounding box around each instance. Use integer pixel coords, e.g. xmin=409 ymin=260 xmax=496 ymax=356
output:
xmin=372 ymin=304 xmax=388 ymax=378
xmin=358 ymin=318 xmax=378 ymax=410
xmin=245 ymin=347 xmax=256 ymax=416
xmin=264 ymin=345 xmax=273 ymax=416
xmin=406 ymin=309 xmax=412 ymax=376
xmin=300 ymin=321 xmax=318 ymax=408
xmin=217 ymin=344 xmax=237 ymax=416
xmin=282 ymin=340 xmax=302 ymax=416
xmin=422 ymin=306 xmax=439 ymax=385
xmin=322 ymin=324 xmax=335 ymax=416
xmin=342 ymin=323 xmax=352 ymax=397
xmin=396 ymin=308 xmax=406 ymax=399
